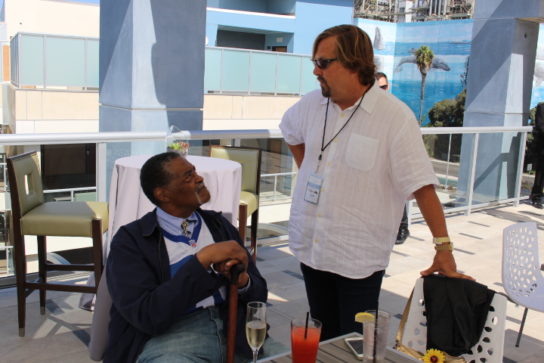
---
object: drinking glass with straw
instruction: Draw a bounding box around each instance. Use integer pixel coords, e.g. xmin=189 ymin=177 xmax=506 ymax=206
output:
xmin=361 ymin=304 xmax=390 ymax=363
xmin=246 ymin=301 xmax=267 ymax=363
xmin=291 ymin=312 xmax=322 ymax=363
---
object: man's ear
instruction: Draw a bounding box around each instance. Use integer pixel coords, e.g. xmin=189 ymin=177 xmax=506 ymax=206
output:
xmin=154 ymin=187 xmax=169 ymax=204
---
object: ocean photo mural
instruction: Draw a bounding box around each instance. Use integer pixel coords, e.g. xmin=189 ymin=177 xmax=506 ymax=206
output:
xmin=359 ymin=18 xmax=544 ymax=125
xmin=358 ymin=19 xmax=472 ymax=126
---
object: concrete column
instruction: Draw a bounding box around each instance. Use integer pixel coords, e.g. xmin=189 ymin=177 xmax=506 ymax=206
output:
xmin=457 ymin=0 xmax=544 ymax=203
xmin=99 ymin=0 xmax=206 ymax=174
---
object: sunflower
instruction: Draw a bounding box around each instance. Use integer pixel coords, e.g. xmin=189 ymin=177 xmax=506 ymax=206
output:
xmin=422 ymin=348 xmax=446 ymax=363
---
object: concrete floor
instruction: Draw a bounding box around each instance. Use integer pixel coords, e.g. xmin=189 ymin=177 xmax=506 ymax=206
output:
xmin=1 ymin=201 xmax=544 ymax=362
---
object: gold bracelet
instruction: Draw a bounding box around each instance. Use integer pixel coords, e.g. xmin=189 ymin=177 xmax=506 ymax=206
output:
xmin=435 ymin=242 xmax=453 ymax=251
xmin=433 ymin=236 xmax=451 ymax=245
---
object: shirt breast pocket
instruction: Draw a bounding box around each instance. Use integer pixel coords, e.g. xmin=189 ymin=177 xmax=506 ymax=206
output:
xmin=345 ymin=134 xmax=379 ymax=172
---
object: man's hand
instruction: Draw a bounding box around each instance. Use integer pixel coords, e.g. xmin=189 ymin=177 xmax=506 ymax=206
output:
xmin=420 ymin=250 xmax=474 ymax=280
xmin=196 ymin=241 xmax=250 ymax=287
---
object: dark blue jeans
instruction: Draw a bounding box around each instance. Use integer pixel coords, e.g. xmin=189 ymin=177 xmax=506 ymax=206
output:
xmin=300 ymin=263 xmax=385 ymax=341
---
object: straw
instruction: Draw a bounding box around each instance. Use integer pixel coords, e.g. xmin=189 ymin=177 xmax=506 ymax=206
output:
xmin=304 ymin=311 xmax=310 ymax=339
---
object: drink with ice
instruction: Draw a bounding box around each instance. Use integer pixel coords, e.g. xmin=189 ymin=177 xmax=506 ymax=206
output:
xmin=291 ymin=317 xmax=322 ymax=363
xmin=362 ymin=310 xmax=390 ymax=363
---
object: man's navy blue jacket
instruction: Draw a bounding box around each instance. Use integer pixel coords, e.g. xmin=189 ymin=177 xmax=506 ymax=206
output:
xmin=104 ymin=209 xmax=268 ymax=363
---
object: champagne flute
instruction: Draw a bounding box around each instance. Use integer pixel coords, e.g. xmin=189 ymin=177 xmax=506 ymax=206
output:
xmin=246 ymin=301 xmax=267 ymax=363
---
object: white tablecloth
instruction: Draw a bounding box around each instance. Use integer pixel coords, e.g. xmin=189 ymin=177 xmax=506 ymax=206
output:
xmin=106 ymin=154 xmax=242 ymax=256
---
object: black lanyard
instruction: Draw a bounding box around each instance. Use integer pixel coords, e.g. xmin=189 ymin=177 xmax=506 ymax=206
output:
xmin=319 ymin=95 xmax=365 ymax=161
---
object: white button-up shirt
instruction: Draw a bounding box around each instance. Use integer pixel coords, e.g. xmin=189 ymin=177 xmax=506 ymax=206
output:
xmin=280 ymin=84 xmax=438 ymax=279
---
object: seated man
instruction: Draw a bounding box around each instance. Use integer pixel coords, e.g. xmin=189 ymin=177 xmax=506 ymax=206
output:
xmin=104 ymin=152 xmax=268 ymax=363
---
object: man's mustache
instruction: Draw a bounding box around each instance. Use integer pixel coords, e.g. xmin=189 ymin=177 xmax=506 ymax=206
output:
xmin=196 ymin=182 xmax=206 ymax=192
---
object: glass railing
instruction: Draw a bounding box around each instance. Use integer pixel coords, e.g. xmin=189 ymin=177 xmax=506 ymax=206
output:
xmin=11 ymin=33 xmax=99 ymax=89
xmin=11 ymin=33 xmax=317 ymax=95
xmin=205 ymin=47 xmax=316 ymax=95
xmin=0 ymin=126 xmax=532 ymax=282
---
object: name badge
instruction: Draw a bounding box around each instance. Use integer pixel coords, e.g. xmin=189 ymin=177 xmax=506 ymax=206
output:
xmin=304 ymin=174 xmax=323 ymax=205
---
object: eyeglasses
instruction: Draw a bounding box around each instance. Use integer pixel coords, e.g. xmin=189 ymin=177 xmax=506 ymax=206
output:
xmin=312 ymin=58 xmax=338 ymax=70
xmin=379 ymin=84 xmax=388 ymax=90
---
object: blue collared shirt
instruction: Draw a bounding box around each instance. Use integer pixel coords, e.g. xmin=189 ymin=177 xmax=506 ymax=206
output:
xmin=156 ymin=207 xmax=197 ymax=236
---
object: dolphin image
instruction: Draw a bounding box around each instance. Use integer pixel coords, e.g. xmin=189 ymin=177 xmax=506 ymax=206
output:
xmin=373 ymin=27 xmax=384 ymax=50
xmin=395 ymin=54 xmax=451 ymax=72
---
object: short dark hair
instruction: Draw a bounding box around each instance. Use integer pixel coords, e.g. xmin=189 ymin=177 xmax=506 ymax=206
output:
xmin=375 ymin=72 xmax=388 ymax=81
xmin=140 ymin=152 xmax=181 ymax=206
xmin=313 ymin=25 xmax=375 ymax=86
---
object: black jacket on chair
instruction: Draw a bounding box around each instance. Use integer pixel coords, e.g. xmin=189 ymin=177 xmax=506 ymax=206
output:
xmin=423 ymin=275 xmax=495 ymax=356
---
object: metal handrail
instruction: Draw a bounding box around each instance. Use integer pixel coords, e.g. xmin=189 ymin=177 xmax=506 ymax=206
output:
xmin=0 ymin=126 xmax=530 ymax=146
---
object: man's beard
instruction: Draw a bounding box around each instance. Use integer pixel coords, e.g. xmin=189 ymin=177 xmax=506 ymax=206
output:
xmin=318 ymin=77 xmax=330 ymax=97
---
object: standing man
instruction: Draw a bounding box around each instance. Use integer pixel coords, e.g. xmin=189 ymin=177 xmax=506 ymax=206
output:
xmin=375 ymin=71 xmax=410 ymax=244
xmin=279 ymin=25 xmax=472 ymax=340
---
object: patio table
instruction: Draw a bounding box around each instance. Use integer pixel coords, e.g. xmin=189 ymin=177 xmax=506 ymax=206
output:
xmin=258 ymin=332 xmax=419 ymax=363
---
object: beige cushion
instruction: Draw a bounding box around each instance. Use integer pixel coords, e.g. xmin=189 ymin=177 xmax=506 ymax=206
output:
xmin=21 ymin=201 xmax=108 ymax=236
xmin=240 ymin=191 xmax=258 ymax=217
xmin=210 ymin=147 xmax=260 ymax=193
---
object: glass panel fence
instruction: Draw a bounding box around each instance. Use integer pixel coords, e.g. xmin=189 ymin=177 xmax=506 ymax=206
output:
xmin=14 ymin=34 xmax=100 ymax=89
xmin=13 ymin=34 xmax=317 ymax=95
xmin=86 ymin=39 xmax=100 ymax=89
xmin=19 ymin=34 xmax=44 ymax=87
xmin=222 ymin=49 xmax=250 ymax=92
xmin=276 ymin=54 xmax=301 ymax=94
xmin=0 ymin=127 xmax=531 ymax=283
xmin=204 ymin=47 xmax=222 ymax=91
xmin=249 ymin=52 xmax=277 ymax=93
xmin=46 ymin=37 xmax=86 ymax=87
xmin=471 ymin=131 xmax=524 ymax=206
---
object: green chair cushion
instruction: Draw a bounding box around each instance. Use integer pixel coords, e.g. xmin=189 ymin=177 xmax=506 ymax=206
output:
xmin=20 ymin=201 xmax=108 ymax=237
xmin=240 ymin=191 xmax=258 ymax=217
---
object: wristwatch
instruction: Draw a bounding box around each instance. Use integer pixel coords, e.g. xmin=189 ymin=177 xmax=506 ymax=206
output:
xmin=433 ymin=236 xmax=451 ymax=244
xmin=433 ymin=236 xmax=453 ymax=251
xmin=434 ymin=243 xmax=453 ymax=251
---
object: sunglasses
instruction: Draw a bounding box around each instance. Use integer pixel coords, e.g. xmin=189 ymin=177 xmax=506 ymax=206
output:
xmin=312 ymin=58 xmax=338 ymax=70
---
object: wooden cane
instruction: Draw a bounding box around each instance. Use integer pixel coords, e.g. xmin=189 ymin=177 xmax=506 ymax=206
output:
xmin=227 ymin=263 xmax=245 ymax=363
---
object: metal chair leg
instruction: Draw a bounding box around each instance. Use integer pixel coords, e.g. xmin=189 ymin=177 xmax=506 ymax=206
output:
xmin=515 ymin=307 xmax=529 ymax=347
xmin=91 ymin=219 xmax=103 ymax=289
xmin=250 ymin=210 xmax=259 ymax=262
xmin=37 ymin=236 xmax=47 ymax=315
xmin=239 ymin=204 xmax=248 ymax=246
xmin=13 ymin=232 xmax=26 ymax=337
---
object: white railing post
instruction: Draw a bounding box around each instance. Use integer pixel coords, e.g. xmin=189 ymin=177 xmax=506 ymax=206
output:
xmin=465 ymin=133 xmax=480 ymax=216
xmin=514 ymin=131 xmax=528 ymax=206
xmin=444 ymin=133 xmax=452 ymax=189
xmin=273 ymin=175 xmax=278 ymax=201
xmin=96 ymin=142 xmax=107 ymax=202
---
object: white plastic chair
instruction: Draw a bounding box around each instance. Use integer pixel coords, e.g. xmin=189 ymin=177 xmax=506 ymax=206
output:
xmin=502 ymin=222 xmax=544 ymax=347
xmin=398 ymin=278 xmax=507 ymax=363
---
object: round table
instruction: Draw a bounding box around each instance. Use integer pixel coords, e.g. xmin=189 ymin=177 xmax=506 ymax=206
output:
xmin=106 ymin=154 xmax=242 ymax=256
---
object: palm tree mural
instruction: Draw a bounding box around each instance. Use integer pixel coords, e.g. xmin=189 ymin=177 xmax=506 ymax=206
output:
xmin=415 ymin=45 xmax=434 ymax=125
